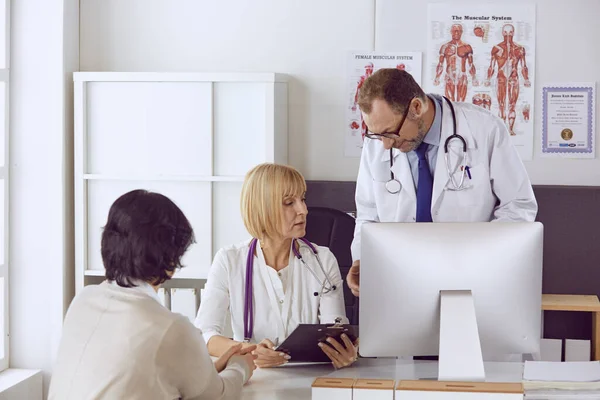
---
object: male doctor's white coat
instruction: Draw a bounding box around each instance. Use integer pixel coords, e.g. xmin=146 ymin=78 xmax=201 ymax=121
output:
xmin=351 ymin=99 xmax=538 ymax=261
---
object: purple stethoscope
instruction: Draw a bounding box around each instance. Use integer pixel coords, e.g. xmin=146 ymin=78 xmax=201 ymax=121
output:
xmin=243 ymin=237 xmax=337 ymax=342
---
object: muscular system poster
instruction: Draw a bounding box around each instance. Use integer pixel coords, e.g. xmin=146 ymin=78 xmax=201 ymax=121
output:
xmin=345 ymin=52 xmax=422 ymax=157
xmin=425 ymin=4 xmax=536 ymax=161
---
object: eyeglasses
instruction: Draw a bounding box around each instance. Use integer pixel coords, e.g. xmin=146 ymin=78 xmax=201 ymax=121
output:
xmin=364 ymin=97 xmax=414 ymax=140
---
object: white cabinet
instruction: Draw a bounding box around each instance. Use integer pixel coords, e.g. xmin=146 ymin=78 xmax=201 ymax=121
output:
xmin=74 ymin=72 xmax=288 ymax=291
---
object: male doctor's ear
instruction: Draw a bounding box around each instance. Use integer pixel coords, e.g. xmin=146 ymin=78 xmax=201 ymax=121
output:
xmin=408 ymin=97 xmax=428 ymax=120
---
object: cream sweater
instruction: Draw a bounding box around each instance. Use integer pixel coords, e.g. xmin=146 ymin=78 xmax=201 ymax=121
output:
xmin=49 ymin=280 xmax=249 ymax=400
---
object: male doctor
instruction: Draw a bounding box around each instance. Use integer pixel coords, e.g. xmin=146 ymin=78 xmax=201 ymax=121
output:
xmin=347 ymin=68 xmax=537 ymax=296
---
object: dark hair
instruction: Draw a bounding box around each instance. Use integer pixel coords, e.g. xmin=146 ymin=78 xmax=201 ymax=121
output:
xmin=357 ymin=68 xmax=426 ymax=114
xmin=101 ymin=189 xmax=195 ymax=287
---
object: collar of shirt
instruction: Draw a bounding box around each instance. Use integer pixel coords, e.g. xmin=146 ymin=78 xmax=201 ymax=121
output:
xmin=422 ymin=94 xmax=443 ymax=147
xmin=107 ymin=279 xmax=162 ymax=305
xmin=255 ymin=239 xmax=296 ymax=268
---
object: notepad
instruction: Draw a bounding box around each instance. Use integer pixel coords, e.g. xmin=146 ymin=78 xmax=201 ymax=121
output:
xmin=524 ymin=361 xmax=600 ymax=382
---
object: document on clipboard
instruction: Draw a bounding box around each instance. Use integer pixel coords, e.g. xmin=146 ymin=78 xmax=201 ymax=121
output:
xmin=275 ymin=320 xmax=358 ymax=363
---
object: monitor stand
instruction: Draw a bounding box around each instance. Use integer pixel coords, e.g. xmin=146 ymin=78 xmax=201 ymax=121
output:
xmin=438 ymin=290 xmax=485 ymax=381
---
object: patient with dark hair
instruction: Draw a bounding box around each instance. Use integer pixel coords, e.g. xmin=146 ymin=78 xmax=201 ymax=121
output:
xmin=49 ymin=189 xmax=257 ymax=400
xmin=101 ymin=189 xmax=194 ymax=287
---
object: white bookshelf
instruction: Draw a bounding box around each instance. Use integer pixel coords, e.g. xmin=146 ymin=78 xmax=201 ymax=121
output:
xmin=74 ymin=72 xmax=288 ymax=291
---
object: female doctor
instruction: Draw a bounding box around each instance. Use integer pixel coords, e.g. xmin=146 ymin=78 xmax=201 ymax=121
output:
xmin=195 ymin=163 xmax=358 ymax=369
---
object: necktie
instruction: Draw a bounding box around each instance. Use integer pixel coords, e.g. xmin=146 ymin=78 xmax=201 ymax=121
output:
xmin=415 ymin=142 xmax=433 ymax=222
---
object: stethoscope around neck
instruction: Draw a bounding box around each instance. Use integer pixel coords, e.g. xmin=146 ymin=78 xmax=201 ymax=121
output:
xmin=243 ymin=237 xmax=337 ymax=342
xmin=385 ymin=96 xmax=469 ymax=194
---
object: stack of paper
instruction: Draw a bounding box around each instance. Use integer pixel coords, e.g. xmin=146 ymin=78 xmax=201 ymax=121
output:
xmin=523 ymin=361 xmax=600 ymax=399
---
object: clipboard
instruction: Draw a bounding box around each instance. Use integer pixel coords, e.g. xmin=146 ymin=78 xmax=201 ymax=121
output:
xmin=275 ymin=318 xmax=358 ymax=363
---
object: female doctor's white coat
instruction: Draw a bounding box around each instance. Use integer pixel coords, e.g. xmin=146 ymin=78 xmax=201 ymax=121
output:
xmin=195 ymin=239 xmax=348 ymax=347
xmin=351 ymin=99 xmax=538 ymax=261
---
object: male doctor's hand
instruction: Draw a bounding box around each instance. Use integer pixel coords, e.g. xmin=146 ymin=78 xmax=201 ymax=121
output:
xmin=347 ymin=260 xmax=360 ymax=297
xmin=319 ymin=334 xmax=359 ymax=369
xmin=214 ymin=343 xmax=257 ymax=374
xmin=252 ymin=339 xmax=291 ymax=368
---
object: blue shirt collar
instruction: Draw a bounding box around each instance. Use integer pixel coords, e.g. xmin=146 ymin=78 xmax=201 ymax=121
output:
xmin=422 ymin=94 xmax=442 ymax=147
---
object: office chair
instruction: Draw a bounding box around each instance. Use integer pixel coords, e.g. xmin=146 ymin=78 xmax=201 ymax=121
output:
xmin=304 ymin=206 xmax=359 ymax=325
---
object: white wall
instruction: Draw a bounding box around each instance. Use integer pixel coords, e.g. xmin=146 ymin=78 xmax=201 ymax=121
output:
xmin=80 ymin=0 xmax=375 ymax=181
xmin=80 ymin=0 xmax=600 ymax=185
xmin=10 ymin=0 xmax=78 ymax=395
xmin=376 ymin=0 xmax=600 ymax=186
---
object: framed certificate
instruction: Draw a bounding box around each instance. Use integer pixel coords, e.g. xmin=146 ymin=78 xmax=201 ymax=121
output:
xmin=542 ymin=83 xmax=595 ymax=158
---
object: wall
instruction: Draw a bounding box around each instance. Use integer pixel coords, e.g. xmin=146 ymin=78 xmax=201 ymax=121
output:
xmin=375 ymin=0 xmax=600 ymax=185
xmin=80 ymin=0 xmax=600 ymax=184
xmin=10 ymin=0 xmax=78 ymax=395
xmin=80 ymin=0 xmax=375 ymax=181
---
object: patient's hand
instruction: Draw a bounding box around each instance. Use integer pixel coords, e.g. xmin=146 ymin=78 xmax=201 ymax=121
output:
xmin=252 ymin=339 xmax=290 ymax=368
xmin=318 ymin=334 xmax=359 ymax=369
xmin=347 ymin=261 xmax=360 ymax=297
xmin=214 ymin=343 xmax=257 ymax=373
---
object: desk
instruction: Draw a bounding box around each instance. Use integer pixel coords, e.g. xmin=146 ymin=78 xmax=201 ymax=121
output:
xmin=240 ymin=359 xmax=524 ymax=399
xmin=542 ymin=294 xmax=600 ymax=360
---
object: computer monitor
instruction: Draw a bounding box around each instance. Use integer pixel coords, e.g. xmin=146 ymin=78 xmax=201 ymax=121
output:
xmin=359 ymin=222 xmax=543 ymax=381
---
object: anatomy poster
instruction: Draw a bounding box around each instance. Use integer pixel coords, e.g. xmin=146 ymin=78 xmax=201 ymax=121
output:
xmin=345 ymin=52 xmax=422 ymax=157
xmin=425 ymin=4 xmax=536 ymax=160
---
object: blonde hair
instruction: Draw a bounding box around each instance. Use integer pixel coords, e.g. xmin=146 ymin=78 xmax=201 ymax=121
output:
xmin=241 ymin=163 xmax=307 ymax=240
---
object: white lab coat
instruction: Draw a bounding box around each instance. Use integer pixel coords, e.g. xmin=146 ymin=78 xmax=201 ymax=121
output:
xmin=351 ymin=100 xmax=537 ymax=260
xmin=195 ymin=239 xmax=348 ymax=347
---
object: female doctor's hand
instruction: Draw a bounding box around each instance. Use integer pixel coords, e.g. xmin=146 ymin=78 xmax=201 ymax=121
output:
xmin=318 ymin=334 xmax=359 ymax=369
xmin=252 ymin=339 xmax=291 ymax=368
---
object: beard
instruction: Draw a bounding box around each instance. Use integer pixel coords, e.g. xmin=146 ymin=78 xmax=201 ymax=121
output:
xmin=399 ymin=118 xmax=428 ymax=152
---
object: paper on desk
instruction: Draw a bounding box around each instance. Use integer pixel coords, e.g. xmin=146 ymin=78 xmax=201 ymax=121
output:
xmin=525 ymin=391 xmax=600 ymax=399
xmin=524 ymin=361 xmax=600 ymax=382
